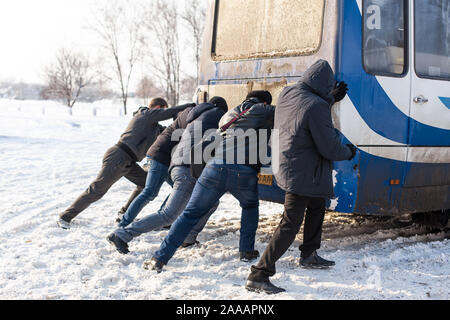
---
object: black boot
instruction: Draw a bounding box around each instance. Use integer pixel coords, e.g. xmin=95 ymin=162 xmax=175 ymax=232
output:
xmin=143 ymin=257 xmax=165 ymax=273
xmin=299 ymin=251 xmax=335 ymax=269
xmin=181 ymin=240 xmax=200 ymax=248
xmin=245 ymin=279 xmax=286 ymax=295
xmin=107 ymin=233 xmax=129 ymax=254
xmin=240 ymin=250 xmax=260 ymax=262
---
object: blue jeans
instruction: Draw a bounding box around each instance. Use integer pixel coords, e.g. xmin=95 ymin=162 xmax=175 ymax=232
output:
xmin=115 ymin=166 xmax=217 ymax=244
xmin=153 ymin=160 xmax=259 ymax=265
xmin=119 ymin=158 xmax=171 ymax=227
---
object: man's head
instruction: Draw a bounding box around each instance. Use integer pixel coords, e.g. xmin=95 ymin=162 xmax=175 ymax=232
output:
xmin=301 ymin=60 xmax=336 ymax=103
xmin=246 ymin=90 xmax=272 ymax=105
xmin=149 ymin=98 xmax=169 ymax=109
xmin=208 ymin=96 xmax=228 ymax=113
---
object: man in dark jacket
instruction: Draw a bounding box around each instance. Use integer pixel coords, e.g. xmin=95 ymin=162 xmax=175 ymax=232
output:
xmin=245 ymin=60 xmax=356 ymax=294
xmin=107 ymin=97 xmax=228 ymax=254
xmin=57 ymin=98 xmax=193 ymax=229
xmin=114 ymin=103 xmax=197 ymax=228
xmin=143 ymin=91 xmax=275 ymax=273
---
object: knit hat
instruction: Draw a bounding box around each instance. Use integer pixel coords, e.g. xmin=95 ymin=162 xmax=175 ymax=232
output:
xmin=208 ymin=96 xmax=228 ymax=113
xmin=246 ymin=90 xmax=272 ymax=105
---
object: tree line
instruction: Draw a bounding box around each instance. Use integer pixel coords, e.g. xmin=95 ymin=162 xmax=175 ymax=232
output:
xmin=41 ymin=0 xmax=206 ymax=115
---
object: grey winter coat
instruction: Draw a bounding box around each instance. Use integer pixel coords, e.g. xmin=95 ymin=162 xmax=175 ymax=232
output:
xmin=273 ymin=60 xmax=352 ymax=198
xmin=118 ymin=104 xmax=193 ymax=162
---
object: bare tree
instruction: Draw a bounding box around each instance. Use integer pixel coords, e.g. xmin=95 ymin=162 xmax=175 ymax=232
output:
xmin=135 ymin=76 xmax=163 ymax=106
xmin=179 ymin=74 xmax=198 ymax=102
xmin=143 ymin=0 xmax=181 ymax=106
xmin=182 ymin=0 xmax=207 ymax=82
xmin=91 ymin=0 xmax=144 ymax=115
xmin=43 ymin=48 xmax=94 ymax=111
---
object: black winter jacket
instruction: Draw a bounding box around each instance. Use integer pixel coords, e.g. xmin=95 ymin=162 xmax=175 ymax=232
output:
xmin=213 ymin=98 xmax=275 ymax=171
xmin=170 ymin=102 xmax=226 ymax=171
xmin=273 ymin=59 xmax=352 ymax=198
xmin=146 ymin=105 xmax=195 ymax=166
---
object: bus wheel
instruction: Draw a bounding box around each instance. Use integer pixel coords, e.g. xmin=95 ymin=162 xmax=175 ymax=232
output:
xmin=412 ymin=210 xmax=449 ymax=231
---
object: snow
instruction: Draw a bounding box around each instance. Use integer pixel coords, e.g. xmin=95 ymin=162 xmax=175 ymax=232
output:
xmin=0 ymin=99 xmax=449 ymax=300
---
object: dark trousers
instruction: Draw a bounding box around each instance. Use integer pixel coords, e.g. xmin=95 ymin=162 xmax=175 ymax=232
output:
xmin=248 ymin=192 xmax=326 ymax=281
xmin=60 ymin=145 xmax=147 ymax=222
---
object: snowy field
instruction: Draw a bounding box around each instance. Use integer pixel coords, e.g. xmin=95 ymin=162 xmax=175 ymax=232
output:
xmin=0 ymin=99 xmax=449 ymax=300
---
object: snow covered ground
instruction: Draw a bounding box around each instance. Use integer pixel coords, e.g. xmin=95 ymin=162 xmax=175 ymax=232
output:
xmin=0 ymin=99 xmax=448 ymax=300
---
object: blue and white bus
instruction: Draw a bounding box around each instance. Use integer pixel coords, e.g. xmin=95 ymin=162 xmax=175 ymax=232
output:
xmin=197 ymin=0 xmax=449 ymax=224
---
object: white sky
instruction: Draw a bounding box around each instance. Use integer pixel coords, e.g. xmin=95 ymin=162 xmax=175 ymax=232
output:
xmin=0 ymin=0 xmax=198 ymax=88
xmin=0 ymin=0 xmax=102 ymax=84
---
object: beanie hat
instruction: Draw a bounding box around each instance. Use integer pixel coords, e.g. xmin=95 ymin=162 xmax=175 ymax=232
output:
xmin=208 ymin=96 xmax=228 ymax=113
xmin=246 ymin=90 xmax=272 ymax=105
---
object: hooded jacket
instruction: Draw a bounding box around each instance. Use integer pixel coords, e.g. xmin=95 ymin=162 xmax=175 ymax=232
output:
xmin=273 ymin=59 xmax=352 ymax=198
xmin=170 ymin=102 xmax=226 ymax=171
xmin=118 ymin=103 xmax=193 ymax=162
xmin=213 ymin=98 xmax=275 ymax=171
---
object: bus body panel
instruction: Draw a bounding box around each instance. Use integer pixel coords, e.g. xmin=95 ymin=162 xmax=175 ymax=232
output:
xmin=199 ymin=0 xmax=450 ymax=216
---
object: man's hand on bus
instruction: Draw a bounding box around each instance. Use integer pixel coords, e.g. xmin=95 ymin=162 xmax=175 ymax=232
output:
xmin=346 ymin=144 xmax=357 ymax=160
xmin=331 ymin=81 xmax=348 ymax=103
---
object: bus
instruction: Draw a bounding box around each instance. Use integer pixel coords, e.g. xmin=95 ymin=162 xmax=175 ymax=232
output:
xmin=196 ymin=0 xmax=450 ymax=227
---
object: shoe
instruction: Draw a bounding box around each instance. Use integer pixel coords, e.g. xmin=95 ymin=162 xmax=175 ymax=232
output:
xmin=143 ymin=257 xmax=165 ymax=273
xmin=57 ymin=218 xmax=71 ymax=230
xmin=245 ymin=280 xmax=286 ymax=295
xmin=181 ymin=240 xmax=200 ymax=248
xmin=116 ymin=210 xmax=125 ymax=224
xmin=299 ymin=251 xmax=335 ymax=269
xmin=107 ymin=233 xmax=129 ymax=254
xmin=240 ymin=250 xmax=260 ymax=262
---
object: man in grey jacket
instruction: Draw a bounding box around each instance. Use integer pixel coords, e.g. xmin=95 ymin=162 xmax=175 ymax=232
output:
xmin=246 ymin=60 xmax=356 ymax=294
xmin=57 ymin=98 xmax=193 ymax=229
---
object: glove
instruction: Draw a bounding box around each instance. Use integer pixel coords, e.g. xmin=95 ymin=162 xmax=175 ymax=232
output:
xmin=346 ymin=144 xmax=357 ymax=160
xmin=331 ymin=81 xmax=348 ymax=103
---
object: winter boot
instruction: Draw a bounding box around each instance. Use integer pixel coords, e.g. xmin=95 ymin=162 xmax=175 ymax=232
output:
xmin=245 ymin=279 xmax=286 ymax=295
xmin=240 ymin=250 xmax=260 ymax=262
xmin=299 ymin=251 xmax=335 ymax=269
xmin=181 ymin=240 xmax=200 ymax=248
xmin=143 ymin=257 xmax=165 ymax=273
xmin=107 ymin=233 xmax=129 ymax=254
xmin=57 ymin=217 xmax=71 ymax=230
xmin=115 ymin=210 xmax=125 ymax=224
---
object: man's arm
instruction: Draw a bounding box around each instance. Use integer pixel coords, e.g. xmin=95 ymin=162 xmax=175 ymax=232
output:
xmin=308 ymin=103 xmax=352 ymax=161
xmin=144 ymin=103 xmax=195 ymax=123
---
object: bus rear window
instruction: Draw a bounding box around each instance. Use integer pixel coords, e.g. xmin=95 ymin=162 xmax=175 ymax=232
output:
xmin=212 ymin=0 xmax=325 ymax=61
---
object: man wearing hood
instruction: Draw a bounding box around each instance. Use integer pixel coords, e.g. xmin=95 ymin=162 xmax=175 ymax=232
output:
xmin=107 ymin=97 xmax=229 ymax=254
xmin=144 ymin=91 xmax=275 ymax=273
xmin=245 ymin=60 xmax=356 ymax=294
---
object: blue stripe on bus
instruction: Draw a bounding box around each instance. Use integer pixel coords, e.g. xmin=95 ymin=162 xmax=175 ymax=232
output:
xmin=341 ymin=0 xmax=450 ymax=147
xmin=439 ymin=97 xmax=450 ymax=109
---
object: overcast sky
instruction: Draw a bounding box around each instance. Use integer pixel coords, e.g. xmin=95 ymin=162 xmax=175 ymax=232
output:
xmin=0 ymin=0 xmax=199 ymax=88
xmin=0 ymin=0 xmax=103 ymax=84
